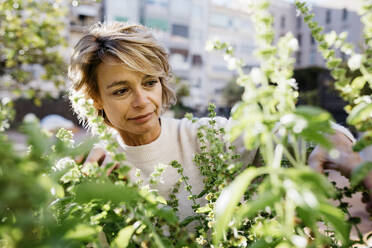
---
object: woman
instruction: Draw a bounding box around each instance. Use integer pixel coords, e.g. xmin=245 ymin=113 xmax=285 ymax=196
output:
xmin=68 ymin=22 xmax=371 ymax=219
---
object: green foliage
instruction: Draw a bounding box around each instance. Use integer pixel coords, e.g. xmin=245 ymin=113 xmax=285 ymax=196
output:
xmin=0 ymin=0 xmax=67 ymax=100
xmin=222 ymin=77 xmax=244 ymax=107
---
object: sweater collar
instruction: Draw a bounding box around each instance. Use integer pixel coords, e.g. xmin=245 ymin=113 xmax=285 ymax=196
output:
xmin=116 ymin=117 xmax=168 ymax=163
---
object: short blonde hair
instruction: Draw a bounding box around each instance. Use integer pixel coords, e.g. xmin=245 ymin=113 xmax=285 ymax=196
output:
xmin=68 ymin=22 xmax=176 ymax=112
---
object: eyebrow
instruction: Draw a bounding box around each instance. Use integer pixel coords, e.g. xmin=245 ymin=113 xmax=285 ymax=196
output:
xmin=106 ymin=75 xmax=154 ymax=90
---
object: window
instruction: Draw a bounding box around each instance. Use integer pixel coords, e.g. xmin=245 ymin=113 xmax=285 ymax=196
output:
xmin=280 ymin=16 xmax=286 ymax=28
xmin=170 ymin=48 xmax=188 ymax=59
xmin=209 ymin=13 xmax=230 ymax=28
xmin=342 ymin=8 xmax=348 ymax=21
xmin=297 ymin=33 xmax=302 ymax=46
xmin=145 ymin=18 xmax=169 ymax=31
xmin=296 ymin=51 xmax=302 ymax=65
xmin=310 ymin=50 xmax=317 ymax=65
xmin=296 ymin=16 xmax=302 ymax=29
xmin=192 ymin=54 xmax=203 ymax=66
xmin=78 ymin=14 xmax=87 ymax=25
xmin=172 ymin=24 xmax=189 ymax=38
xmin=326 ymin=10 xmax=331 ymax=24
xmin=310 ymin=34 xmax=315 ymax=46
xmin=115 ymin=16 xmax=128 ymax=22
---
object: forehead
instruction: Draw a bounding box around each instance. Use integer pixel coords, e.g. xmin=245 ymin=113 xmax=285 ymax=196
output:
xmin=96 ymin=63 xmax=145 ymax=86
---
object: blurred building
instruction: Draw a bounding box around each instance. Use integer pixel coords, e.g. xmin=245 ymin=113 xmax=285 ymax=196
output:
xmin=103 ymin=0 xmax=259 ymax=110
xmin=68 ymin=0 xmax=102 ymax=51
xmin=294 ymin=6 xmax=363 ymax=68
xmin=69 ymin=0 xmax=364 ymax=111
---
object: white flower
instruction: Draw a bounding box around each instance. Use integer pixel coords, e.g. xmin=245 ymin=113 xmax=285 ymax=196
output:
xmin=1 ymin=97 xmax=11 ymax=105
xmin=288 ymin=38 xmax=299 ymax=51
xmin=324 ymin=31 xmax=337 ymax=47
xmin=355 ymin=95 xmax=372 ymax=104
xmin=339 ymin=32 xmax=348 ymax=40
xmin=77 ymin=98 xmax=86 ymax=106
xmin=23 ymin=113 xmax=38 ymax=123
xmin=224 ymin=54 xmax=238 ymax=70
xmin=303 ymin=191 xmax=318 ymax=207
xmin=287 ymin=189 xmax=303 ymax=204
xmin=250 ymin=67 xmax=265 ymax=85
xmin=205 ymin=40 xmax=215 ymax=51
xmin=291 ymin=235 xmax=307 ymax=248
xmin=348 ymin=54 xmax=363 ymax=71
xmin=293 ymin=119 xmax=307 ymax=133
xmin=53 ymin=157 xmax=75 ymax=172
xmin=280 ymin=114 xmax=295 ymax=125
xmin=287 ymin=78 xmax=298 ymax=90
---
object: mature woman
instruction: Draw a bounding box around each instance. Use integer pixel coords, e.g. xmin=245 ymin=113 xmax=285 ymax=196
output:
xmin=68 ymin=22 xmax=371 ymax=219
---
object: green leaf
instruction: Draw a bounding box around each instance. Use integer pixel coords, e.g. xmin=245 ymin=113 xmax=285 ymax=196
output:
xmin=74 ymin=181 xmax=140 ymax=205
xmin=352 ymin=131 xmax=372 ymax=152
xmin=65 ymin=224 xmax=101 ymax=241
xmin=154 ymin=206 xmax=179 ymax=225
xmin=304 ymin=13 xmax=315 ymax=22
xmin=214 ymin=167 xmax=266 ymax=245
xmin=287 ymin=168 xmax=335 ymax=197
xmin=196 ymin=204 xmax=212 ymax=214
xmin=294 ymin=106 xmax=333 ymax=148
xmin=326 ymin=58 xmax=342 ymax=69
xmin=248 ymin=238 xmax=281 ymax=248
xmin=347 ymin=102 xmax=372 ymax=126
xmin=350 ymin=161 xmax=372 ymax=187
xmin=318 ymin=203 xmax=350 ymax=245
xmin=180 ymin=215 xmax=200 ymax=227
xmin=296 ymin=207 xmax=317 ymax=231
xmin=350 ymin=76 xmax=366 ymax=91
xmin=235 ymin=190 xmax=282 ymax=224
xmin=112 ymin=225 xmax=136 ymax=248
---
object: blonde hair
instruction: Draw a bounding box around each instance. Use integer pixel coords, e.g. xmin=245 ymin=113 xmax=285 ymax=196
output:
xmin=68 ymin=22 xmax=176 ymax=113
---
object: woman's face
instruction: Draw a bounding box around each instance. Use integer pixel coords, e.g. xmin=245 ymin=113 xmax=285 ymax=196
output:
xmin=95 ymin=63 xmax=163 ymax=141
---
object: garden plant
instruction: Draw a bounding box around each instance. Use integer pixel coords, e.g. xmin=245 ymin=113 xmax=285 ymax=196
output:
xmin=0 ymin=0 xmax=372 ymax=247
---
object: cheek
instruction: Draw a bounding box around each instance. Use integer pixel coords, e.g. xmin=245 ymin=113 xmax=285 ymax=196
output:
xmin=155 ymin=85 xmax=163 ymax=106
xmin=103 ymin=99 xmax=128 ymax=120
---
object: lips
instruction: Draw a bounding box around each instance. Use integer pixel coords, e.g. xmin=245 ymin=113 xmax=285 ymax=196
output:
xmin=128 ymin=112 xmax=153 ymax=120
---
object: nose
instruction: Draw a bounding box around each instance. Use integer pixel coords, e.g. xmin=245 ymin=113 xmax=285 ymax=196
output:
xmin=131 ymin=88 xmax=149 ymax=108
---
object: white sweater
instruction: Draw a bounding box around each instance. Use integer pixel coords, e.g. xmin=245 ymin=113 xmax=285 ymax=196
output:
xmin=115 ymin=117 xmax=257 ymax=221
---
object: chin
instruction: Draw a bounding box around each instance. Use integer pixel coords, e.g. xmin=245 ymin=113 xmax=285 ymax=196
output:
xmin=132 ymin=117 xmax=159 ymax=133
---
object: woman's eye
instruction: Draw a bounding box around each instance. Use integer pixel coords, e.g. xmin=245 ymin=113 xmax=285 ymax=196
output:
xmin=144 ymin=80 xmax=158 ymax=87
xmin=113 ymin=88 xmax=128 ymax=95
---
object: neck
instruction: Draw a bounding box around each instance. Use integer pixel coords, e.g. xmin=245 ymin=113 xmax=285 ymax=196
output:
xmin=119 ymin=120 xmax=161 ymax=146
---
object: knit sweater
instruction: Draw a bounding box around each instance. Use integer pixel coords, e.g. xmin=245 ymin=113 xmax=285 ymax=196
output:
xmin=115 ymin=116 xmax=257 ymax=221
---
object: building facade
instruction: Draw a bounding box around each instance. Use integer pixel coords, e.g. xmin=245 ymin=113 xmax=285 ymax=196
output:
xmin=88 ymin=0 xmax=364 ymax=110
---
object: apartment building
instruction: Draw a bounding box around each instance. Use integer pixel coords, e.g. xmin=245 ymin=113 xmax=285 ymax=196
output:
xmin=293 ymin=6 xmax=363 ymax=68
xmin=75 ymin=0 xmax=364 ymax=110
